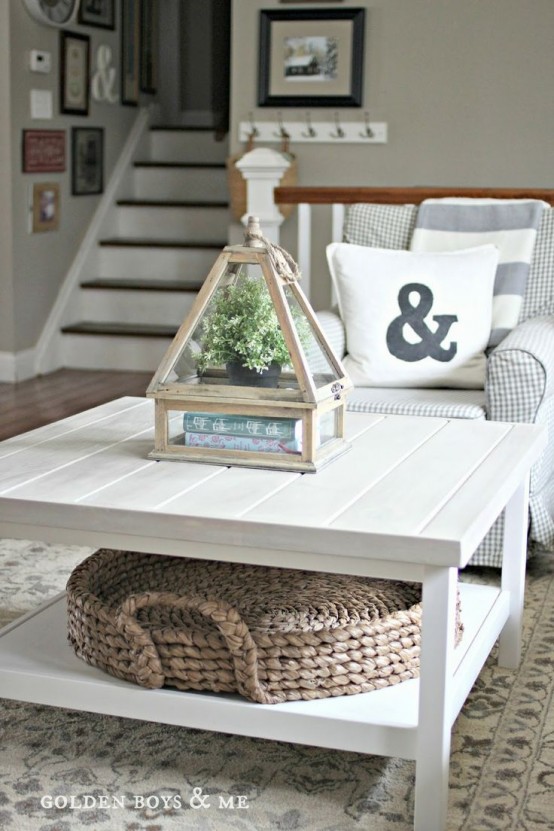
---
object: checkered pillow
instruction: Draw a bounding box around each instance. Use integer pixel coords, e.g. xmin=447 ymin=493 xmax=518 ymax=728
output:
xmin=343 ymin=204 xmax=417 ymax=249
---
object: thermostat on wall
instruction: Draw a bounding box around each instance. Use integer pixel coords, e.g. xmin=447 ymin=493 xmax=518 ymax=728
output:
xmin=30 ymin=50 xmax=52 ymax=74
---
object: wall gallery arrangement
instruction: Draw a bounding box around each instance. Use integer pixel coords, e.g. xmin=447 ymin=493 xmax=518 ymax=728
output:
xmin=22 ymin=0 xmax=158 ymax=232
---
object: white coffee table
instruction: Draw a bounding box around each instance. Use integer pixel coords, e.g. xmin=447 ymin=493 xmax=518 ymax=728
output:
xmin=0 ymin=397 xmax=545 ymax=831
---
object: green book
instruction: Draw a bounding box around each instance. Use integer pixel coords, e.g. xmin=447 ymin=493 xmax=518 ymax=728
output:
xmin=183 ymin=412 xmax=300 ymax=440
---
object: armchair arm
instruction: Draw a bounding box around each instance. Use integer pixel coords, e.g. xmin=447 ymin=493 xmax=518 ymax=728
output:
xmin=486 ymin=315 xmax=554 ymax=423
xmin=316 ymin=310 xmax=346 ymax=360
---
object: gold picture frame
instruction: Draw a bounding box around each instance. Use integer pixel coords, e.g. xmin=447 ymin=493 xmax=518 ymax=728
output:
xmin=32 ymin=182 xmax=60 ymax=233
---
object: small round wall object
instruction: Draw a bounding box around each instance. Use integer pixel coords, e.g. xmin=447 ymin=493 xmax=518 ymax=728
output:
xmin=22 ymin=0 xmax=79 ymax=27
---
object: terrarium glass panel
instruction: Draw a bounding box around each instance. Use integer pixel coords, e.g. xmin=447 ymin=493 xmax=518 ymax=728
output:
xmin=166 ymin=408 xmax=338 ymax=457
xmin=160 ymin=263 xmax=305 ymax=392
xmin=282 ymin=284 xmax=341 ymax=389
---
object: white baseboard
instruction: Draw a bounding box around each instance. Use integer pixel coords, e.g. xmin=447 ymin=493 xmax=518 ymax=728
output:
xmin=0 ymin=348 xmax=37 ymax=382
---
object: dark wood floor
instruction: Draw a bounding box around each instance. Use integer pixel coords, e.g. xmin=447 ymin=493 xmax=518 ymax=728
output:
xmin=0 ymin=369 xmax=153 ymax=441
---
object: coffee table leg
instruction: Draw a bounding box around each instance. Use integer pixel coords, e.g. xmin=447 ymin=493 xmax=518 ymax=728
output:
xmin=498 ymin=476 xmax=530 ymax=669
xmin=414 ymin=565 xmax=458 ymax=831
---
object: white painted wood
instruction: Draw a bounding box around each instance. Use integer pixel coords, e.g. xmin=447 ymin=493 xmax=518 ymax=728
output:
xmin=415 ymin=566 xmax=458 ymax=831
xmin=0 ymin=347 xmax=36 ymax=383
xmin=98 ymin=245 xmax=218 ymax=280
xmin=330 ymin=419 xmax=512 ymax=536
xmin=61 ymin=334 xmax=172 ymax=372
xmin=133 ymin=166 xmax=229 ymax=201
xmin=149 ymin=130 xmax=228 ymax=164
xmin=74 ymin=287 xmax=196 ymax=327
xmin=249 ymin=416 xmax=444 ymax=527
xmin=35 ymin=109 xmax=152 ymax=375
xmin=238 ymin=120 xmax=388 ymax=145
xmin=0 ymin=399 xmax=543 ymax=831
xmin=331 ymin=203 xmax=345 ymax=243
xmin=0 ymin=583 xmax=501 ymax=761
xmin=114 ymin=205 xmax=230 ymax=241
xmin=497 ymin=478 xmax=530 ymax=668
xmin=450 ymin=587 xmax=509 ymax=722
xmin=235 ymin=147 xmax=290 ymax=242
xmin=423 ymin=427 xmax=544 ymax=566
xmin=297 ymin=203 xmax=311 ymax=300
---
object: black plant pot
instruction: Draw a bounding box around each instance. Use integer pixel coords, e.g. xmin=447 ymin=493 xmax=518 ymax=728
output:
xmin=226 ymin=361 xmax=281 ymax=388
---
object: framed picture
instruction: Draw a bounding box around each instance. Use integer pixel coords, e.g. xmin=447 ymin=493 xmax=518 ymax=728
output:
xmin=22 ymin=130 xmax=65 ymax=173
xmin=121 ymin=0 xmax=140 ymax=105
xmin=258 ymin=8 xmax=365 ymax=108
xmin=79 ymin=0 xmax=116 ymax=29
xmin=72 ymin=127 xmax=104 ymax=195
xmin=60 ymin=31 xmax=90 ymax=116
xmin=32 ymin=182 xmax=60 ymax=233
xmin=140 ymin=0 xmax=158 ymax=94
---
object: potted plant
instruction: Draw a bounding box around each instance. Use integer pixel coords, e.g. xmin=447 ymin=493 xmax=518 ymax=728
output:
xmin=196 ymin=277 xmax=293 ymax=387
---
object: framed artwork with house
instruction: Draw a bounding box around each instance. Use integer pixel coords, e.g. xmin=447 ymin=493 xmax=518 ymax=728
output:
xmin=258 ymin=7 xmax=365 ymax=107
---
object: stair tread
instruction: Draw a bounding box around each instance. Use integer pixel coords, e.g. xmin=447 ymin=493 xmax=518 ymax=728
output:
xmin=134 ymin=161 xmax=226 ymax=169
xmin=116 ymin=198 xmax=229 ymax=208
xmin=62 ymin=322 xmax=178 ymax=338
xmin=99 ymin=237 xmax=226 ymax=249
xmin=80 ymin=278 xmax=203 ymax=292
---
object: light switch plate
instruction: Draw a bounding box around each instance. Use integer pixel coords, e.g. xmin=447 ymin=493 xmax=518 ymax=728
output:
xmin=30 ymin=89 xmax=53 ymax=119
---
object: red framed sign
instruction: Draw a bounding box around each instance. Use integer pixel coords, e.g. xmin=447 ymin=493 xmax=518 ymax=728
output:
xmin=22 ymin=130 xmax=66 ymax=173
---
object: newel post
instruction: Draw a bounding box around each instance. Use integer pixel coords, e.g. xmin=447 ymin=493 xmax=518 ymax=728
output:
xmin=235 ymin=147 xmax=290 ymax=243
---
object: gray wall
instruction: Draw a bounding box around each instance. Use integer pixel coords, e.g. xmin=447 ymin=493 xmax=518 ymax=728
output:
xmin=0 ymin=3 xmax=15 ymax=351
xmin=230 ymin=0 xmax=554 ymax=309
xmin=2 ymin=0 xmax=153 ymax=354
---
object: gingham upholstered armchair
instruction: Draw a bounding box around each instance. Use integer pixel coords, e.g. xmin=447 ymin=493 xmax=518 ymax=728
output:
xmin=316 ymin=198 xmax=554 ymax=568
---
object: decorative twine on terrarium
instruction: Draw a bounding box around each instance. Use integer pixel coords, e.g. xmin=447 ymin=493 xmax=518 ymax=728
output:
xmin=243 ymin=216 xmax=301 ymax=283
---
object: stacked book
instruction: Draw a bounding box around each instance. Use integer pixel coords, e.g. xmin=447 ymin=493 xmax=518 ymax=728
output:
xmin=183 ymin=412 xmax=306 ymax=454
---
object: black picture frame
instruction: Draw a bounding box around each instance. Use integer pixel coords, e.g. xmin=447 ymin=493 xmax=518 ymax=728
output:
xmin=78 ymin=0 xmax=116 ymax=29
xmin=71 ymin=127 xmax=104 ymax=195
xmin=258 ymin=8 xmax=365 ymax=108
xmin=60 ymin=31 xmax=90 ymax=116
xmin=121 ymin=0 xmax=140 ymax=105
xmin=140 ymin=0 xmax=158 ymax=94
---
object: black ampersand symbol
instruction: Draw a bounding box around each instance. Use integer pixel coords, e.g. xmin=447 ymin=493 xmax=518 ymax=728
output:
xmin=386 ymin=283 xmax=458 ymax=363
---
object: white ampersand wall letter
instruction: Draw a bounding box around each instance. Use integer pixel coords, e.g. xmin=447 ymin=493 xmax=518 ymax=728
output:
xmin=92 ymin=45 xmax=118 ymax=104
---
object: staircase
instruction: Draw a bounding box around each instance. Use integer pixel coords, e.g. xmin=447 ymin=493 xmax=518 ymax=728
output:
xmin=60 ymin=126 xmax=230 ymax=372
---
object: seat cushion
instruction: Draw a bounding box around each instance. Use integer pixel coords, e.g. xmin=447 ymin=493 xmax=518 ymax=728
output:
xmin=346 ymin=387 xmax=487 ymax=419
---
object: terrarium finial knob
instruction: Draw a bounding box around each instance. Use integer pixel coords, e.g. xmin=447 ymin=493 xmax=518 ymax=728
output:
xmin=244 ymin=216 xmax=266 ymax=248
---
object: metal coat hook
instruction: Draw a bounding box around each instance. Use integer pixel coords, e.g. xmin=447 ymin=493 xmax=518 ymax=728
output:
xmin=247 ymin=111 xmax=259 ymax=139
xmin=360 ymin=111 xmax=374 ymax=139
xmin=274 ymin=112 xmax=290 ymax=141
xmin=302 ymin=111 xmax=317 ymax=138
xmin=330 ymin=112 xmax=345 ymax=139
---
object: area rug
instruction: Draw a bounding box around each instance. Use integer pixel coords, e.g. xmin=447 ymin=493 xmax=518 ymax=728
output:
xmin=0 ymin=539 xmax=552 ymax=831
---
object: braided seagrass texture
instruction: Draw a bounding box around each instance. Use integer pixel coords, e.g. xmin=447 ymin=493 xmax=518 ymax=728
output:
xmin=66 ymin=549 xmax=463 ymax=704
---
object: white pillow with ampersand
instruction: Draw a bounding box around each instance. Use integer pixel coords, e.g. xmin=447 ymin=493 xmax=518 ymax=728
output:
xmin=326 ymin=243 xmax=499 ymax=389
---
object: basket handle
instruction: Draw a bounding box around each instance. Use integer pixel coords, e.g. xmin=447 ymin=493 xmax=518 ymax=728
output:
xmin=116 ymin=592 xmax=284 ymax=704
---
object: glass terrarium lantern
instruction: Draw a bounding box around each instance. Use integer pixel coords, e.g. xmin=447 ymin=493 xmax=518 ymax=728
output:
xmin=147 ymin=217 xmax=352 ymax=472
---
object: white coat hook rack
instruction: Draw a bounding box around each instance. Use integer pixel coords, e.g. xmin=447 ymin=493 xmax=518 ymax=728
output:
xmin=239 ymin=115 xmax=387 ymax=145
xmin=360 ymin=111 xmax=375 ymax=139
xmin=330 ymin=112 xmax=346 ymax=139
xmin=302 ymin=112 xmax=317 ymax=139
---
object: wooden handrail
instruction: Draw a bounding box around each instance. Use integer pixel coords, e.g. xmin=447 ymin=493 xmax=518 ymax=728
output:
xmin=274 ymin=186 xmax=554 ymax=206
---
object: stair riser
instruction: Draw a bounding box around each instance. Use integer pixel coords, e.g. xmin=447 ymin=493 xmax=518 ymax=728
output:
xmin=99 ymin=246 xmax=219 ymax=279
xmin=149 ymin=131 xmax=228 ymax=164
xmin=61 ymin=334 xmax=172 ymax=372
xmin=114 ymin=205 xmax=229 ymax=241
xmin=133 ymin=167 xmax=229 ymax=201
xmin=74 ymin=289 xmax=197 ymax=327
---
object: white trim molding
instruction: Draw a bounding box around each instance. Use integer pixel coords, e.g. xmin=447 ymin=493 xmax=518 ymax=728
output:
xmin=0 ymin=348 xmax=36 ymax=383
xmin=34 ymin=107 xmax=153 ymax=376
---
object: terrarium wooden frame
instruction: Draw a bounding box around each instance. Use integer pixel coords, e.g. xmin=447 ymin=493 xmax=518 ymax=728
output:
xmin=147 ymin=237 xmax=352 ymax=472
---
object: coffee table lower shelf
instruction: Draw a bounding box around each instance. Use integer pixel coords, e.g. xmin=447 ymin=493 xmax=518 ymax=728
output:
xmin=0 ymin=582 xmax=507 ymax=761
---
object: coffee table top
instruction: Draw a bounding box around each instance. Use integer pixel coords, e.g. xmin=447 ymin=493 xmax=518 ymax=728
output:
xmin=0 ymin=397 xmax=545 ymax=569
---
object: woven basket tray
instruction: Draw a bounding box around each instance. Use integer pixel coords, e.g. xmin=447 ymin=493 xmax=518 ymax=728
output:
xmin=66 ymin=549 xmax=463 ymax=704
